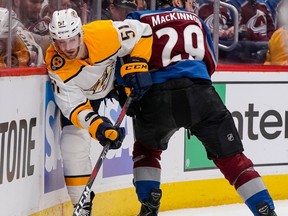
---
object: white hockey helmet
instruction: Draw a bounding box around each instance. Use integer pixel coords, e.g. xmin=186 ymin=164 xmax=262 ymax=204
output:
xmin=0 ymin=8 xmax=19 ymax=39
xmin=49 ymin=8 xmax=82 ymax=40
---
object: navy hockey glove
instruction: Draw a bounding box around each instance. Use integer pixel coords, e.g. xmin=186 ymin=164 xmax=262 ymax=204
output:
xmin=89 ymin=116 xmax=125 ymax=149
xmin=120 ymin=57 xmax=153 ymax=101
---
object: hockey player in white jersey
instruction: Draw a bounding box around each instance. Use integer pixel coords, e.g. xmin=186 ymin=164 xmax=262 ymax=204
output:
xmin=45 ymin=8 xmax=153 ymax=215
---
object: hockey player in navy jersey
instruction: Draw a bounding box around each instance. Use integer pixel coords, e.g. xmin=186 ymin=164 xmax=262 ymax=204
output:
xmin=126 ymin=0 xmax=277 ymax=215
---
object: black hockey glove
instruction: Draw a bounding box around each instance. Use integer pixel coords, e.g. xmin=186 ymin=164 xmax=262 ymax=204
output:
xmin=120 ymin=57 xmax=153 ymax=101
xmin=89 ymin=116 xmax=125 ymax=149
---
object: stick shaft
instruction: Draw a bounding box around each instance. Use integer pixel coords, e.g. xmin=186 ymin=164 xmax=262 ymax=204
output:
xmin=73 ymin=97 xmax=132 ymax=216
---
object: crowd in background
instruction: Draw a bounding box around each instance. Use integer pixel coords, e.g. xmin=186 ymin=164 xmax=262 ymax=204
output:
xmin=0 ymin=0 xmax=287 ymax=68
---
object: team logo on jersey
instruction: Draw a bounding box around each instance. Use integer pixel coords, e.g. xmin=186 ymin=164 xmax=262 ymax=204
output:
xmin=83 ymin=59 xmax=115 ymax=95
xmin=51 ymin=54 xmax=65 ymax=70
xmin=246 ymin=9 xmax=267 ymax=36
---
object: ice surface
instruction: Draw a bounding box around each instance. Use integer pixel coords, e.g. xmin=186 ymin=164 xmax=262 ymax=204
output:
xmin=159 ymin=200 xmax=288 ymax=216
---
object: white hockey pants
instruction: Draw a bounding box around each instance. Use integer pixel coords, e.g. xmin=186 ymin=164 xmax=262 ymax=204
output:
xmin=60 ymin=125 xmax=92 ymax=205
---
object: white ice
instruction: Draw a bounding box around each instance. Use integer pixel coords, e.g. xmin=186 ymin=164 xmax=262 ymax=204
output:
xmin=159 ymin=200 xmax=288 ymax=216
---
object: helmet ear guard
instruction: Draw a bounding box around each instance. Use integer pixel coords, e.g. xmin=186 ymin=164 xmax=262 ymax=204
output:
xmin=49 ymin=8 xmax=82 ymax=40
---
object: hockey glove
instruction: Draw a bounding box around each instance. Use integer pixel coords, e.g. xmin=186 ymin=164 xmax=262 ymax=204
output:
xmin=89 ymin=116 xmax=125 ymax=149
xmin=120 ymin=57 xmax=153 ymax=101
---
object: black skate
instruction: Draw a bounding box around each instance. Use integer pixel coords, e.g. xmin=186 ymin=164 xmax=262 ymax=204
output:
xmin=256 ymin=202 xmax=277 ymax=216
xmin=137 ymin=189 xmax=162 ymax=216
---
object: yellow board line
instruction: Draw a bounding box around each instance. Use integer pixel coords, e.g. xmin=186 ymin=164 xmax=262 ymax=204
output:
xmin=31 ymin=174 xmax=288 ymax=216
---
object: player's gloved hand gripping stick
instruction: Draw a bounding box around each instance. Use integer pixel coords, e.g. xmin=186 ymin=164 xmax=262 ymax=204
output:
xmin=73 ymin=96 xmax=133 ymax=216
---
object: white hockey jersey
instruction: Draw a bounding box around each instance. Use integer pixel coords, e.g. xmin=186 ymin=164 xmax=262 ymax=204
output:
xmin=45 ymin=19 xmax=152 ymax=129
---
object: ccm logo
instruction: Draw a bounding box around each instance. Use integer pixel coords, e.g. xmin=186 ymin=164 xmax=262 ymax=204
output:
xmin=124 ymin=64 xmax=148 ymax=70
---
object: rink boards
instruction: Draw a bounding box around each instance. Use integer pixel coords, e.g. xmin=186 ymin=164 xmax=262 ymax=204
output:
xmin=0 ymin=66 xmax=287 ymax=216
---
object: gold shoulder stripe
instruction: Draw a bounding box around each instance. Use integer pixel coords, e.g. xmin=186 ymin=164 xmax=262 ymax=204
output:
xmin=83 ymin=20 xmax=121 ymax=63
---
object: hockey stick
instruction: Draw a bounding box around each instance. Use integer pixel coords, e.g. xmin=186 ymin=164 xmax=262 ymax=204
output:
xmin=73 ymin=96 xmax=133 ymax=216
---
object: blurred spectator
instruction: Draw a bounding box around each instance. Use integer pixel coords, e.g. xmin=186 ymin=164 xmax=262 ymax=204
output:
xmin=185 ymin=0 xmax=199 ymax=12
xmin=13 ymin=0 xmax=45 ymax=34
xmin=13 ymin=0 xmax=71 ymax=36
xmin=255 ymin=0 xmax=277 ymax=39
xmin=102 ymin=0 xmax=112 ymax=19
xmin=70 ymin=0 xmax=89 ymax=23
xmin=272 ymin=0 xmax=284 ymax=28
xmin=264 ymin=26 xmax=288 ymax=65
xmin=265 ymin=0 xmax=288 ymax=65
xmin=198 ymin=0 xmax=235 ymax=40
xmin=225 ymin=0 xmax=275 ymax=41
xmin=36 ymin=0 xmax=72 ymax=36
xmin=28 ymin=0 xmax=72 ymax=52
xmin=274 ymin=0 xmax=286 ymax=28
xmin=109 ymin=0 xmax=137 ymax=21
xmin=10 ymin=0 xmax=51 ymax=55
xmin=260 ymin=0 xmax=282 ymax=28
xmin=41 ymin=0 xmax=72 ymax=22
xmin=136 ymin=0 xmax=147 ymax=10
xmin=0 ymin=7 xmax=43 ymax=67
xmin=0 ymin=0 xmax=6 ymax=7
xmin=217 ymin=0 xmax=276 ymax=64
